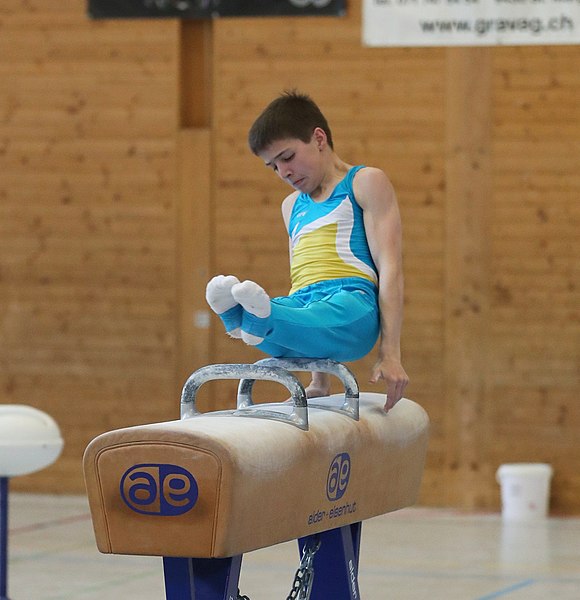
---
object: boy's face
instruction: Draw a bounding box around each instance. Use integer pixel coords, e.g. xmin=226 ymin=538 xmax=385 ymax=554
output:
xmin=258 ymin=131 xmax=324 ymax=194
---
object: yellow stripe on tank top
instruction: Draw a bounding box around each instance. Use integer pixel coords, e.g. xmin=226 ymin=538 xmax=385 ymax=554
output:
xmin=290 ymin=223 xmax=376 ymax=293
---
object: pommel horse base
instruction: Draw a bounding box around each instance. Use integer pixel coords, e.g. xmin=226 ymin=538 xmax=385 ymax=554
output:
xmin=83 ymin=359 xmax=429 ymax=599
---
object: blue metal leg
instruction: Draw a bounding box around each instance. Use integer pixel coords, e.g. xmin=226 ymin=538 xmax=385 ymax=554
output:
xmin=299 ymin=522 xmax=362 ymax=600
xmin=0 ymin=477 xmax=9 ymax=600
xmin=163 ymin=554 xmax=242 ymax=600
xmin=349 ymin=521 xmax=362 ymax=570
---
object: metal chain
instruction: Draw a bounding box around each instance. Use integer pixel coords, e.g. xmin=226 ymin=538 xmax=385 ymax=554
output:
xmin=286 ymin=537 xmax=321 ymax=600
xmin=236 ymin=537 xmax=321 ymax=600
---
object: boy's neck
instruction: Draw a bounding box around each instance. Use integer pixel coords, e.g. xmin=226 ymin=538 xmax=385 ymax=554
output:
xmin=309 ymin=154 xmax=352 ymax=202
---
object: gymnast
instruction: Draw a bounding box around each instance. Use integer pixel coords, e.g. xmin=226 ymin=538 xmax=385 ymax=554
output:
xmin=206 ymin=90 xmax=408 ymax=412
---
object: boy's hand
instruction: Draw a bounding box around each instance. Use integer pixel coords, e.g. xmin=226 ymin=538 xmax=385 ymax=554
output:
xmin=370 ymin=357 xmax=409 ymax=412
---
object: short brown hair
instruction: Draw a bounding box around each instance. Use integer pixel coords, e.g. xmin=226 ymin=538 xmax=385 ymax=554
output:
xmin=248 ymin=90 xmax=334 ymax=155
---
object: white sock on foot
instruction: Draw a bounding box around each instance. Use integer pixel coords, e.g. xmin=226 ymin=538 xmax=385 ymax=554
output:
xmin=231 ymin=280 xmax=271 ymax=318
xmin=206 ymin=275 xmax=240 ymax=314
xmin=205 ymin=275 xmax=242 ymax=338
xmin=231 ymin=280 xmax=271 ymax=345
xmin=240 ymin=332 xmax=263 ymax=345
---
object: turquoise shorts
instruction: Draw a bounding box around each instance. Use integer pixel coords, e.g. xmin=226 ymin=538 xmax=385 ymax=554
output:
xmin=256 ymin=277 xmax=380 ymax=363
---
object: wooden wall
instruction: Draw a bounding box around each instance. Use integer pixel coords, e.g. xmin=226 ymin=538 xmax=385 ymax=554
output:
xmin=0 ymin=2 xmax=181 ymax=492
xmin=0 ymin=1 xmax=578 ymax=513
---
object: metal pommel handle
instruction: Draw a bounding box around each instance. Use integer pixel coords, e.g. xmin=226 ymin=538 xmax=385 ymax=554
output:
xmin=180 ymin=363 xmax=307 ymax=421
xmin=238 ymin=358 xmax=360 ymax=420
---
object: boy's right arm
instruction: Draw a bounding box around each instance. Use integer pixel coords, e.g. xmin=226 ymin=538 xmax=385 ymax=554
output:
xmin=281 ymin=191 xmax=299 ymax=271
xmin=281 ymin=191 xmax=299 ymax=230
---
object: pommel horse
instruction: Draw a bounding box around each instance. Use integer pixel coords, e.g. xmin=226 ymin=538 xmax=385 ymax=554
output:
xmin=83 ymin=358 xmax=429 ymax=599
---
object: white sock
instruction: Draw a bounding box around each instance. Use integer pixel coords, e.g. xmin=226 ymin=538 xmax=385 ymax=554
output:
xmin=205 ymin=275 xmax=242 ymax=338
xmin=231 ymin=280 xmax=271 ymax=346
xmin=231 ymin=281 xmax=271 ymax=318
xmin=206 ymin=275 xmax=240 ymax=313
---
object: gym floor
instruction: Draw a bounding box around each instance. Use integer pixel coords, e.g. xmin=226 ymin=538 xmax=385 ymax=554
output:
xmin=6 ymin=494 xmax=580 ymax=599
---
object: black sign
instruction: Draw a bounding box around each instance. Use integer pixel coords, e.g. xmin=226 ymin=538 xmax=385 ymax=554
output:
xmin=88 ymin=0 xmax=346 ymax=19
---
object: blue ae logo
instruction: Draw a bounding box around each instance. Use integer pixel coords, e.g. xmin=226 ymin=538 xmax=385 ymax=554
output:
xmin=120 ymin=463 xmax=198 ymax=516
xmin=326 ymin=452 xmax=351 ymax=501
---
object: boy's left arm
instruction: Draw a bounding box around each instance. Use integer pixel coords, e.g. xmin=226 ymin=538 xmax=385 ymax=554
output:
xmin=355 ymin=168 xmax=409 ymax=411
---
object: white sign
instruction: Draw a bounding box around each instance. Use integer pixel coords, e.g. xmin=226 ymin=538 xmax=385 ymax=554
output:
xmin=363 ymin=0 xmax=580 ymax=47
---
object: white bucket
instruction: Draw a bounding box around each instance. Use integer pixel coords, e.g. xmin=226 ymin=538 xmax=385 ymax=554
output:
xmin=496 ymin=463 xmax=553 ymax=522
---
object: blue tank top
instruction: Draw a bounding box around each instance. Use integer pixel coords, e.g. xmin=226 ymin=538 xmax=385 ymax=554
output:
xmin=287 ymin=165 xmax=378 ymax=293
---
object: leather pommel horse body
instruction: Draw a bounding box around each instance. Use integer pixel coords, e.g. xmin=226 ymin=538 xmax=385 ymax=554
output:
xmin=83 ymin=359 xmax=429 ymax=600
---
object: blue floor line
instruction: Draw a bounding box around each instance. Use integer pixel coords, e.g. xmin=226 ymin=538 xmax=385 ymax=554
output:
xmin=476 ymin=578 xmax=536 ymax=599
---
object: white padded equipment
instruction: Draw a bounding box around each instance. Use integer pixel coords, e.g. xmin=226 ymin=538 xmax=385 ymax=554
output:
xmin=0 ymin=405 xmax=63 ymax=477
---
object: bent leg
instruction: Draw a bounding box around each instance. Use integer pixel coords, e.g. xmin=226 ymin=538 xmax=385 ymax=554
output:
xmin=257 ymin=284 xmax=379 ymax=362
xmin=207 ymin=276 xmax=379 ymax=362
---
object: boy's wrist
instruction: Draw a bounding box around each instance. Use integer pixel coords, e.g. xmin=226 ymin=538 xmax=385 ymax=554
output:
xmin=378 ymin=345 xmax=401 ymax=362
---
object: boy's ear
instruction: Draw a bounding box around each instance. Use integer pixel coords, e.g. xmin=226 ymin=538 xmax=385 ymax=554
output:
xmin=312 ymin=127 xmax=327 ymax=150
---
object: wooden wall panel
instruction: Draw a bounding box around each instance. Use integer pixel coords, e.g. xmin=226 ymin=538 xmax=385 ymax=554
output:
xmin=0 ymin=3 xmax=180 ymax=492
xmin=175 ymin=128 xmax=212 ymax=397
xmin=444 ymin=48 xmax=493 ymax=508
xmin=489 ymin=46 xmax=580 ymax=513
